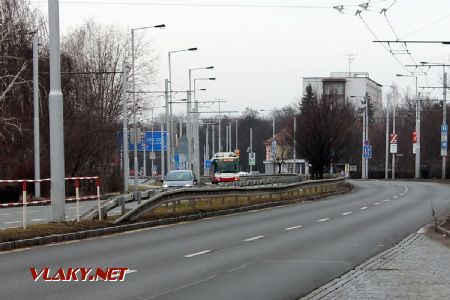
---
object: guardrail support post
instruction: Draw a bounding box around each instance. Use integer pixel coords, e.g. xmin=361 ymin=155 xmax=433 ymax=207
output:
xmin=119 ymin=197 xmax=125 ymax=215
xmin=96 ymin=178 xmax=101 ymax=221
xmin=22 ymin=180 xmax=27 ymax=229
xmin=75 ymin=179 xmax=80 ymax=222
xmin=172 ymin=201 xmax=176 ymax=213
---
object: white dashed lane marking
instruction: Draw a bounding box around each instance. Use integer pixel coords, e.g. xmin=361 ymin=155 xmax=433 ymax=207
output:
xmin=285 ymin=225 xmax=303 ymax=231
xmin=393 ymin=196 xmax=399 ymax=199
xmin=342 ymin=212 xmax=352 ymax=216
xmin=374 ymin=202 xmax=380 ymax=206
xmin=243 ymin=236 xmax=264 ymax=242
xmin=184 ymin=250 xmax=212 ymax=258
xmin=360 ymin=206 xmax=368 ymax=210
xmin=317 ymin=218 xmax=330 ymax=222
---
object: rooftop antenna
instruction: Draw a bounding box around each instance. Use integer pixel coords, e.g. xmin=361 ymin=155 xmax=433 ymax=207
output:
xmin=345 ymin=52 xmax=357 ymax=76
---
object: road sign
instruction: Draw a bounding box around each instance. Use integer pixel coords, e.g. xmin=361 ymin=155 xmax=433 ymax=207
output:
xmin=127 ymin=131 xmax=167 ymax=152
xmin=390 ymin=133 xmax=398 ymax=144
xmin=249 ymin=152 xmax=256 ymax=166
xmin=412 ymin=132 xmax=417 ymax=144
xmin=363 ymin=145 xmax=372 ymax=159
xmin=442 ymin=124 xmax=448 ymax=133
xmin=205 ymin=160 xmax=211 ymax=169
xmin=390 ymin=143 xmax=398 ymax=154
xmin=413 ymin=143 xmax=417 ymax=154
xmin=364 ymin=139 xmax=370 ymax=146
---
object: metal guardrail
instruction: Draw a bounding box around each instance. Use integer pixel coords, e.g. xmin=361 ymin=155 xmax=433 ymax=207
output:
xmin=113 ymin=178 xmax=345 ymax=224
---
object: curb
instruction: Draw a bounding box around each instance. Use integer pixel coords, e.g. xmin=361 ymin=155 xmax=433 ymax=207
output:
xmin=300 ymin=233 xmax=423 ymax=300
xmin=0 ymin=184 xmax=352 ymax=252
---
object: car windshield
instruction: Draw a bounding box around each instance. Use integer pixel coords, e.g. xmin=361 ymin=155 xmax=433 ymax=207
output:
xmin=164 ymin=171 xmax=192 ymax=181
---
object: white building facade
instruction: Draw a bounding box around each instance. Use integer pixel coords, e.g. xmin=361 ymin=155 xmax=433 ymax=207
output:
xmin=302 ymin=72 xmax=382 ymax=116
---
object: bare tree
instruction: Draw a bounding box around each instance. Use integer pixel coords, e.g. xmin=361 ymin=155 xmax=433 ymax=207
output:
xmin=297 ymin=85 xmax=356 ymax=178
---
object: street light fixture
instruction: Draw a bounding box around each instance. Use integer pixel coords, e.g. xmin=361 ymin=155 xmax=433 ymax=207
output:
xmin=131 ymin=23 xmax=165 ymax=200
xmin=396 ymin=73 xmax=420 ymax=179
xmin=168 ymin=47 xmax=198 ymax=172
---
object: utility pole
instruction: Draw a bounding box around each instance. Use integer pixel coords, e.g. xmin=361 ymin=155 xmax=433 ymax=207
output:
xmin=365 ymin=94 xmax=369 ymax=179
xmin=392 ymin=91 xmax=396 ymax=179
xmin=161 ymin=121 xmax=165 ymax=178
xmin=362 ymin=102 xmax=366 ymax=179
xmin=235 ymin=119 xmax=238 ymax=151
xmin=205 ymin=124 xmax=209 ymax=175
xmin=249 ymin=128 xmax=253 ymax=173
xmin=415 ymin=76 xmax=420 ymax=179
xmin=121 ymin=62 xmax=129 ymax=193
xmin=225 ymin=125 xmax=229 ymax=152
xmin=165 ymin=79 xmax=170 ymax=172
xmin=293 ymin=116 xmax=297 ymax=174
xmin=212 ymin=124 xmax=215 ymax=155
xmin=48 ymin=0 xmax=65 ymax=222
xmin=32 ymin=32 xmax=41 ymax=198
xmin=444 ymin=71 xmax=448 ymax=179
xmin=385 ymin=96 xmax=390 ymax=180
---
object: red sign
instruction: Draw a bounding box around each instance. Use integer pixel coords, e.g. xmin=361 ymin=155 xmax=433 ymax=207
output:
xmin=412 ymin=132 xmax=417 ymax=144
xmin=390 ymin=133 xmax=398 ymax=144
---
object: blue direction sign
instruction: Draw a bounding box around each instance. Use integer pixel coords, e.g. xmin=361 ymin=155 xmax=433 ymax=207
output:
xmin=442 ymin=124 xmax=448 ymax=133
xmin=363 ymin=145 xmax=372 ymax=159
xmin=205 ymin=160 xmax=211 ymax=169
xmin=442 ymin=141 xmax=448 ymax=150
xmin=128 ymin=131 xmax=167 ymax=152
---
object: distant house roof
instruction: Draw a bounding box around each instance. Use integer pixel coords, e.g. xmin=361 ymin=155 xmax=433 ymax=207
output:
xmin=264 ymin=127 xmax=291 ymax=146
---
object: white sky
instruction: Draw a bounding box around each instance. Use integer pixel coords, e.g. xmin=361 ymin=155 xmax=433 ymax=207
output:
xmin=31 ymin=0 xmax=450 ymax=116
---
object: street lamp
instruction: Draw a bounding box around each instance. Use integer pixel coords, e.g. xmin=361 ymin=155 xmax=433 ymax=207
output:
xmin=187 ymin=66 xmax=213 ymax=171
xmin=192 ymin=77 xmax=216 ymax=178
xmin=396 ymin=73 xmax=420 ymax=179
xmin=131 ymin=23 xmax=165 ymax=201
xmin=168 ymin=47 xmax=198 ymax=172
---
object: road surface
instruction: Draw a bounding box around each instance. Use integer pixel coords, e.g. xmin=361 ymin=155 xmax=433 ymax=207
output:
xmin=1 ymin=180 xmax=450 ymax=300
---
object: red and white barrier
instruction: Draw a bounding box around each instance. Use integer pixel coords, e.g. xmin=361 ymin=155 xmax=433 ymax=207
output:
xmin=0 ymin=176 xmax=101 ymax=227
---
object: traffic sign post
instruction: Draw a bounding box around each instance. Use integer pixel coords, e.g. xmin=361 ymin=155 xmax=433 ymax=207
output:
xmin=390 ymin=133 xmax=398 ymax=154
xmin=441 ymin=124 xmax=448 ymax=157
xmin=363 ymin=145 xmax=372 ymax=159
xmin=249 ymin=152 xmax=256 ymax=166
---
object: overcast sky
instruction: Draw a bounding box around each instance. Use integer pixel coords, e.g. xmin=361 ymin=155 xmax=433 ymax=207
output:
xmin=31 ymin=0 xmax=450 ymax=116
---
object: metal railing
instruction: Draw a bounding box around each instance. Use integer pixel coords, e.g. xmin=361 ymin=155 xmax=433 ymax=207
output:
xmin=111 ymin=177 xmax=345 ymax=224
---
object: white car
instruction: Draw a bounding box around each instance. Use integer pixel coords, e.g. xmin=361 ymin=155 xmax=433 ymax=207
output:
xmin=162 ymin=170 xmax=198 ymax=189
xmin=238 ymin=171 xmax=249 ymax=176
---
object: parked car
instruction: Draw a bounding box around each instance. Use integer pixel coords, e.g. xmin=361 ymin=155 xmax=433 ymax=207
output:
xmin=162 ymin=170 xmax=198 ymax=189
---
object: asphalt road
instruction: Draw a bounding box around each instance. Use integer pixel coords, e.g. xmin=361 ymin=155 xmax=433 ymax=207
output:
xmin=0 ymin=200 xmax=140 ymax=229
xmin=1 ymin=180 xmax=450 ymax=300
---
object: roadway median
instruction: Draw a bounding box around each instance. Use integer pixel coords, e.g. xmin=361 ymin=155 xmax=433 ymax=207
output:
xmin=0 ymin=178 xmax=351 ymax=252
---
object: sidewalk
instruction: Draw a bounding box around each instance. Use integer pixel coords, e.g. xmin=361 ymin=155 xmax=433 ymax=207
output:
xmin=301 ymin=229 xmax=450 ymax=299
